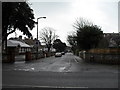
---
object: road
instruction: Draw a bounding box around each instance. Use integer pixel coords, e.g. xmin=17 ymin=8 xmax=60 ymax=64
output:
xmin=2 ymin=53 xmax=119 ymax=88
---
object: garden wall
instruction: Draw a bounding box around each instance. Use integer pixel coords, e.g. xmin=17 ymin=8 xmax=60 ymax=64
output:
xmin=81 ymin=48 xmax=120 ymax=64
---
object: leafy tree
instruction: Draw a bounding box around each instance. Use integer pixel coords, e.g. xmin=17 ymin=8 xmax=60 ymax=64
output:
xmin=39 ymin=27 xmax=59 ymax=52
xmin=76 ymin=25 xmax=103 ymax=50
xmin=67 ymin=34 xmax=77 ymax=54
xmin=97 ymin=37 xmax=109 ymax=48
xmin=73 ymin=18 xmax=93 ymax=30
xmin=68 ymin=18 xmax=103 ymax=51
xmin=53 ymin=39 xmax=66 ymax=52
xmin=2 ymin=2 xmax=36 ymax=42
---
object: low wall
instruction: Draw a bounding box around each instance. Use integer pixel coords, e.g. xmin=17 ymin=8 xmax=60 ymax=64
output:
xmin=30 ymin=52 xmax=55 ymax=60
xmin=80 ymin=48 xmax=120 ymax=64
xmin=84 ymin=53 xmax=120 ymax=64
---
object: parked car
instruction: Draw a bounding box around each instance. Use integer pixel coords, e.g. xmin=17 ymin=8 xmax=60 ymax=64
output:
xmin=61 ymin=52 xmax=65 ymax=55
xmin=55 ymin=52 xmax=62 ymax=57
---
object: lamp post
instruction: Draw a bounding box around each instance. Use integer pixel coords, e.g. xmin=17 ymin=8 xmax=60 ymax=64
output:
xmin=36 ymin=17 xmax=46 ymax=60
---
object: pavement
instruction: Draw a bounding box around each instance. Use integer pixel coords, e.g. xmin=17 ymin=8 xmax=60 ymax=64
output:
xmin=2 ymin=53 xmax=119 ymax=89
xmin=15 ymin=55 xmax=25 ymax=61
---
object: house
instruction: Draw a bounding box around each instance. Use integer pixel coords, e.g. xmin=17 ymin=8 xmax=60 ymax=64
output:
xmin=24 ymin=37 xmax=42 ymax=53
xmin=2 ymin=39 xmax=31 ymax=63
xmin=7 ymin=39 xmax=31 ymax=55
xmin=8 ymin=36 xmax=56 ymax=53
xmin=98 ymin=32 xmax=120 ymax=48
xmin=104 ymin=33 xmax=120 ymax=48
xmin=9 ymin=36 xmax=41 ymax=53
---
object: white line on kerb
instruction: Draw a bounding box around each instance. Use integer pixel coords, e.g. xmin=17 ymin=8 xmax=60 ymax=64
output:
xmin=3 ymin=84 xmax=88 ymax=88
xmin=74 ymin=58 xmax=79 ymax=63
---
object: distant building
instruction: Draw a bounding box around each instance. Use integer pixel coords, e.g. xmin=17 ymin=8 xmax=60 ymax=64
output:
xmin=8 ymin=36 xmax=56 ymax=53
xmin=9 ymin=36 xmax=42 ymax=52
xmin=66 ymin=46 xmax=72 ymax=52
xmin=98 ymin=32 xmax=120 ymax=48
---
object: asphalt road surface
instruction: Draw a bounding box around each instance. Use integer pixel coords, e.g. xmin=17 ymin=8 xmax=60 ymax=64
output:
xmin=2 ymin=53 xmax=119 ymax=88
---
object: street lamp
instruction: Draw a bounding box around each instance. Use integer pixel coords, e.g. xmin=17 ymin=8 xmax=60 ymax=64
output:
xmin=36 ymin=17 xmax=46 ymax=60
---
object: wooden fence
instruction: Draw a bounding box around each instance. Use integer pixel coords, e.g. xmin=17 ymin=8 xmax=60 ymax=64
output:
xmin=80 ymin=48 xmax=120 ymax=64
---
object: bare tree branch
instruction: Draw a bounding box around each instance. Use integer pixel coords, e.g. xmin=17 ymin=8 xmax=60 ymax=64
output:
xmin=73 ymin=17 xmax=93 ymax=31
xmin=39 ymin=27 xmax=59 ymax=51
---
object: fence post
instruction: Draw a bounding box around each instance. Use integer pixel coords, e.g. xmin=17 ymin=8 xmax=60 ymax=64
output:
xmin=83 ymin=51 xmax=86 ymax=60
xmin=7 ymin=47 xmax=15 ymax=63
xmin=25 ymin=51 xmax=32 ymax=61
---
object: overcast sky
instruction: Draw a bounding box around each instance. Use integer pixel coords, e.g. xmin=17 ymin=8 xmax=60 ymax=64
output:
xmin=8 ymin=0 xmax=119 ymax=44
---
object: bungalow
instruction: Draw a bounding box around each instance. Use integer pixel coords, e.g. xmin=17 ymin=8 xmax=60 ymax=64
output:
xmin=7 ymin=40 xmax=31 ymax=55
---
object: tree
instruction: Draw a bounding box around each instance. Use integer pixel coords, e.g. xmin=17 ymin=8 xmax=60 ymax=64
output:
xmin=67 ymin=34 xmax=77 ymax=54
xmin=39 ymin=27 xmax=59 ymax=52
xmin=73 ymin=18 xmax=103 ymax=50
xmin=2 ymin=2 xmax=36 ymax=54
xmin=53 ymin=39 xmax=66 ymax=52
xmin=77 ymin=25 xmax=103 ymax=50
xmin=2 ymin=2 xmax=36 ymax=42
xmin=73 ymin=18 xmax=93 ymax=30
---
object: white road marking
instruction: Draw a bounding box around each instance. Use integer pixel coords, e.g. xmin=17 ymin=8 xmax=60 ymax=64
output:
xmin=59 ymin=67 xmax=66 ymax=72
xmin=74 ymin=58 xmax=79 ymax=63
xmin=3 ymin=84 xmax=88 ymax=88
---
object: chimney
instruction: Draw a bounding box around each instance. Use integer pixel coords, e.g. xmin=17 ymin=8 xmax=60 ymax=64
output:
xmin=24 ymin=37 xmax=27 ymax=40
xmin=31 ymin=36 xmax=33 ymax=40
xmin=19 ymin=35 xmax=22 ymax=40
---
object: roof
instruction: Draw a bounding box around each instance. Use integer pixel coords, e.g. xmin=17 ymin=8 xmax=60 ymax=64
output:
xmin=7 ymin=40 xmax=30 ymax=48
xmin=24 ymin=38 xmax=35 ymax=45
